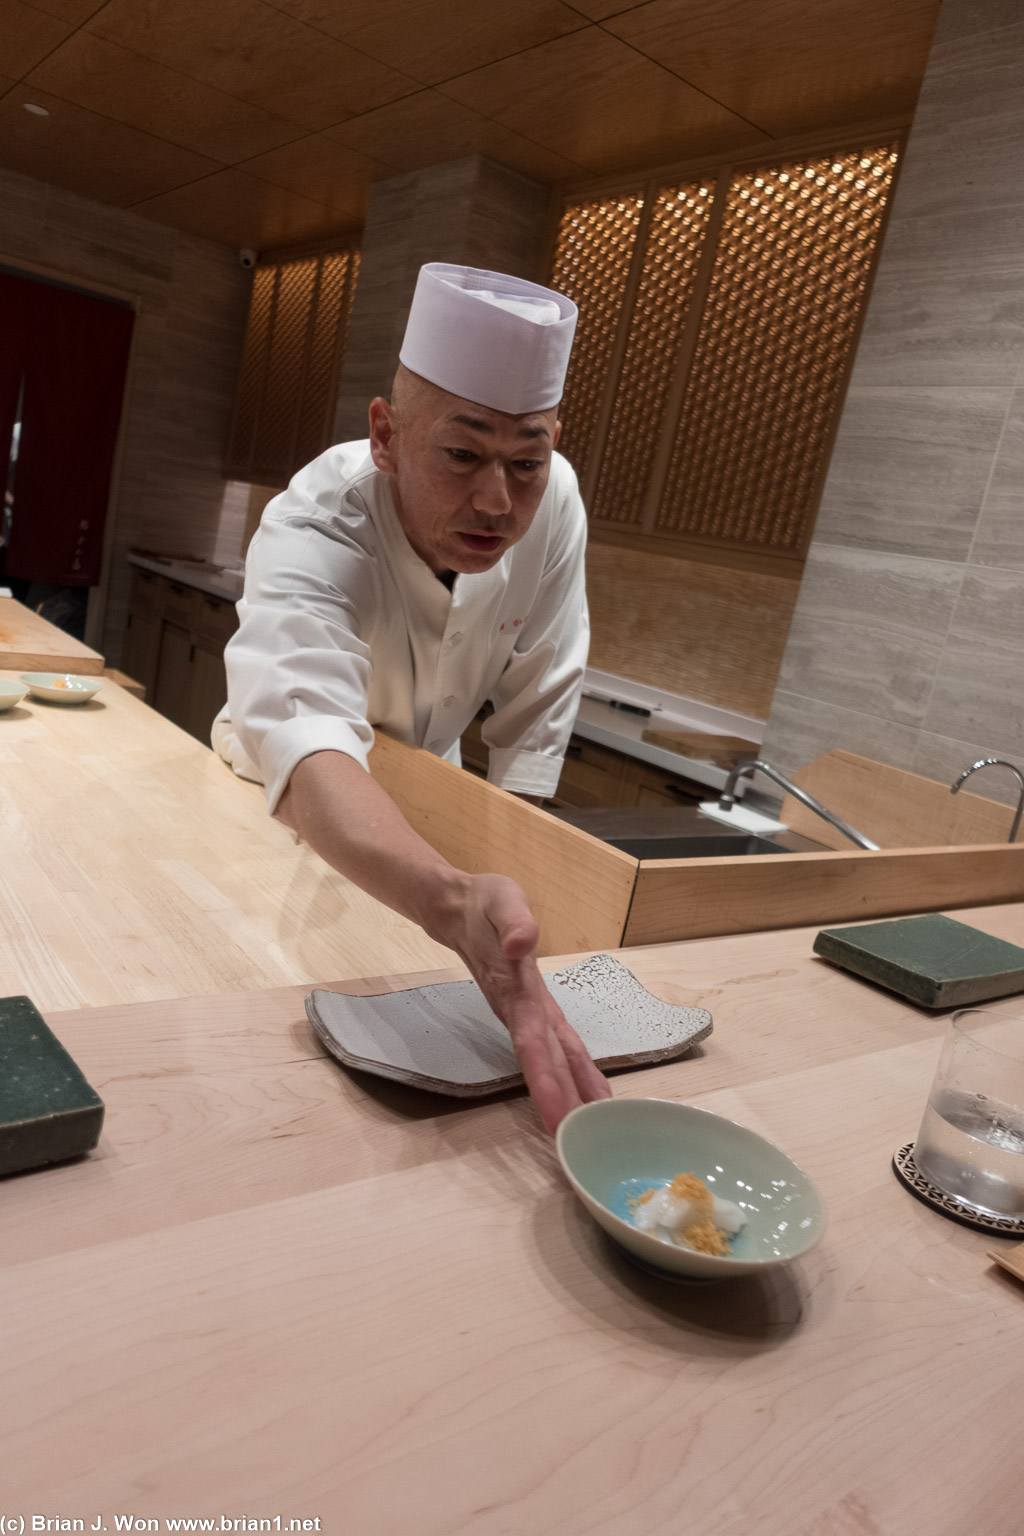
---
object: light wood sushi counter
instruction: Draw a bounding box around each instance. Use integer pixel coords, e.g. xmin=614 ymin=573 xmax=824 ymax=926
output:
xmin=2 ymin=661 xmax=1024 ymax=1530
xmin=3 ymin=900 xmax=1023 ymax=1533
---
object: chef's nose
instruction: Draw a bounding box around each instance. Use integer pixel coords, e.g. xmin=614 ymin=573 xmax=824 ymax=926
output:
xmin=472 ymin=460 xmax=512 ymax=518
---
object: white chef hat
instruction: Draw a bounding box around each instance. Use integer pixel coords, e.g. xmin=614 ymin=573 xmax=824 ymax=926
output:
xmin=399 ymin=263 xmax=577 ymax=415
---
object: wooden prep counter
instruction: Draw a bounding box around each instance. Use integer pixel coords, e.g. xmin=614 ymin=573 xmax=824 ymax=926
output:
xmin=0 ymin=594 xmax=105 ymax=673
xmin=2 ymin=905 xmax=1022 ymax=1533
xmin=0 ymin=671 xmax=456 ymax=1011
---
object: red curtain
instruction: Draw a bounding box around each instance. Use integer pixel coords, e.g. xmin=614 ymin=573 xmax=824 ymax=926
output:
xmin=0 ymin=269 xmax=134 ymax=586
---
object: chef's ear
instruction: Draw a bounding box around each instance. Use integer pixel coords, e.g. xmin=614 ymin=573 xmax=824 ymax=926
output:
xmin=368 ymin=396 xmax=398 ymax=474
xmin=553 ymin=417 xmax=561 ymax=449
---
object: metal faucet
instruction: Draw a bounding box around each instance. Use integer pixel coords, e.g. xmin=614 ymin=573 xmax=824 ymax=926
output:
xmin=718 ymin=759 xmax=880 ymax=851
xmin=950 ymin=758 xmax=1024 ymax=843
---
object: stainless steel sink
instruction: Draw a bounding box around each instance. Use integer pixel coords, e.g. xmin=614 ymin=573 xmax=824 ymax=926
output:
xmin=550 ymin=804 xmax=829 ymax=858
xmin=607 ymin=833 xmax=789 ymax=859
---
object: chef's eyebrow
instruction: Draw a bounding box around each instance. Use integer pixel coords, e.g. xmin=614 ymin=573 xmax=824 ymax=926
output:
xmin=448 ymin=413 xmax=550 ymax=441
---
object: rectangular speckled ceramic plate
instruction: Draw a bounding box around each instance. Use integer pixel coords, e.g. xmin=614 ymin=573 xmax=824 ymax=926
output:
xmin=305 ymin=953 xmax=713 ymax=1096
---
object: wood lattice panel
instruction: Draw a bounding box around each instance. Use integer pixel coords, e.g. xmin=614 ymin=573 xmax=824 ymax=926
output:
xmin=226 ymin=244 xmax=359 ymax=486
xmin=591 ymin=180 xmax=715 ymax=527
xmin=657 ymin=144 xmax=899 ymax=551
xmin=548 ymin=194 xmax=644 ymax=474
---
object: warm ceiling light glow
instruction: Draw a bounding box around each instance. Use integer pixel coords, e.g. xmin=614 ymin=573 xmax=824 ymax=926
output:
xmin=23 ymin=102 xmax=49 ymax=115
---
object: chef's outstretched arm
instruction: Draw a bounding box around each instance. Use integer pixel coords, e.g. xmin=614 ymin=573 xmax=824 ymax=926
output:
xmin=276 ymin=748 xmax=612 ymax=1133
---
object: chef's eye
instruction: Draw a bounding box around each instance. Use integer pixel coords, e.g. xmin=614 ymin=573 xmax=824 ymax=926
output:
xmin=445 ymin=447 xmax=477 ymax=463
xmin=515 ymin=459 xmax=543 ymax=472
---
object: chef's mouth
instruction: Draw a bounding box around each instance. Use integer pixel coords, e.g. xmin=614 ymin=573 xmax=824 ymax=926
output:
xmin=458 ymin=532 xmax=503 ymax=552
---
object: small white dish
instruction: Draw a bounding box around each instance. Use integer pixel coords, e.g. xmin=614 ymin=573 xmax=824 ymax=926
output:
xmin=20 ymin=672 xmax=104 ymax=705
xmin=557 ymin=1097 xmax=827 ymax=1280
xmin=0 ymin=679 xmax=28 ymax=712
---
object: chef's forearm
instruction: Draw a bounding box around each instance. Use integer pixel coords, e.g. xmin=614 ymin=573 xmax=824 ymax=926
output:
xmin=275 ymin=749 xmax=471 ymax=944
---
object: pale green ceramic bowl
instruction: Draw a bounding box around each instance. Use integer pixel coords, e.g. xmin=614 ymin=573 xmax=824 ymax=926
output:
xmin=20 ymin=672 xmax=103 ymax=705
xmin=556 ymin=1097 xmax=827 ymax=1280
xmin=0 ymin=679 xmax=28 ymax=711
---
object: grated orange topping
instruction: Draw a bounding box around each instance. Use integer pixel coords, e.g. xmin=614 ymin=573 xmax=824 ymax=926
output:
xmin=637 ymin=1172 xmax=733 ymax=1255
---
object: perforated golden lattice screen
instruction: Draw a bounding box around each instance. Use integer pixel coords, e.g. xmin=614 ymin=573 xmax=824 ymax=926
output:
xmin=254 ymin=255 xmax=318 ymax=481
xmin=657 ymin=145 xmax=898 ymax=551
xmin=548 ymin=194 xmax=644 ymax=473
xmin=226 ymin=244 xmax=359 ymax=486
xmin=293 ymin=248 xmax=359 ymax=469
xmin=591 ymin=181 xmax=714 ymax=527
xmin=228 ymin=264 xmax=275 ymax=478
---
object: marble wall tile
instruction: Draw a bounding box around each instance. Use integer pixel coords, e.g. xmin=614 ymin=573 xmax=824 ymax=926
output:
xmin=940 ymin=564 xmax=1024 ymax=652
xmin=785 ymin=544 xmax=963 ymax=639
xmin=851 ymin=204 xmax=1024 ymax=390
xmin=970 ymin=374 xmax=1024 ymax=569
xmin=776 ymin=546 xmax=962 ymax=727
xmin=931 ymin=1 xmax=1024 ymax=46
xmin=813 ymin=385 xmax=1009 ymax=561
xmin=760 ymin=689 xmax=921 ymax=781
xmin=778 ymin=618 xmax=944 ymax=728
xmin=42 ymin=185 xmax=176 ymax=295
xmin=912 ymin=729 xmax=1024 ymax=809
xmin=894 ymin=12 xmax=1024 ymax=220
xmin=0 ymin=167 xmax=48 ymax=265
xmin=922 ymin=567 xmax=1024 ymax=755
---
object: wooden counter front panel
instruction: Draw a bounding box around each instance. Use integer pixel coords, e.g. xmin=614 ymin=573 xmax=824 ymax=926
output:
xmin=624 ymin=842 xmax=1024 ymax=946
xmin=369 ymin=731 xmax=638 ymax=956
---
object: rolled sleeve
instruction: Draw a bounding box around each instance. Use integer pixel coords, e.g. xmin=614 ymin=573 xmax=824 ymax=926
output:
xmin=258 ymin=714 xmax=374 ymax=815
xmin=486 ymin=746 xmax=567 ymax=798
xmin=221 ymin=452 xmax=380 ymax=811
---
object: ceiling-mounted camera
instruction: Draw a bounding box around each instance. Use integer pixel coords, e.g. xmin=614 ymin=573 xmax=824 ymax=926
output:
xmin=239 ymin=248 xmax=258 ymax=269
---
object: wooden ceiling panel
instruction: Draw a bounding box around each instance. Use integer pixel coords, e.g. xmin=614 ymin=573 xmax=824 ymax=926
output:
xmin=0 ymin=84 xmax=224 ymax=205
xmin=2 ymin=0 xmax=77 ymax=78
xmin=17 ymin=0 xmax=107 ymax=21
xmin=324 ymin=89 xmax=587 ymax=181
xmin=604 ymin=0 xmax=940 ymax=138
xmin=268 ymin=0 xmax=589 ymax=87
xmin=85 ymin=0 xmax=419 ymax=130
xmin=559 ymin=0 xmax=650 ymax=18
xmin=0 ymin=0 xmax=936 ymax=249
xmin=27 ymin=32 xmax=308 ymax=163
xmin=441 ymin=29 xmax=768 ymax=175
xmin=133 ymin=167 xmax=351 ymax=247
xmin=240 ymin=134 xmax=390 ymax=214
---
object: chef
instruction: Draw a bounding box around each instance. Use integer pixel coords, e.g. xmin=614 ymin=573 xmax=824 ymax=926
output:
xmin=213 ymin=262 xmax=611 ymax=1132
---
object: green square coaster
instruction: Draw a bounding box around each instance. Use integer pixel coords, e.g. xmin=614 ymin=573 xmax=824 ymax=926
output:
xmin=0 ymin=995 xmax=105 ymax=1176
xmin=812 ymin=913 xmax=1024 ymax=1009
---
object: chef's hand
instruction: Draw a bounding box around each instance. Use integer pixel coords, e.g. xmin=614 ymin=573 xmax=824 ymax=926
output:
xmin=278 ymin=750 xmax=611 ymax=1133
xmin=447 ymin=872 xmax=612 ymax=1134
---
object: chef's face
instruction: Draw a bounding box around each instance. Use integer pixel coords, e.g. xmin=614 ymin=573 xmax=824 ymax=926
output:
xmin=368 ymin=367 xmax=561 ymax=575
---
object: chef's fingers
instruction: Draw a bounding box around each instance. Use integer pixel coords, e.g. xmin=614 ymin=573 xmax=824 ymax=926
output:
xmin=501 ymin=954 xmax=587 ymax=1134
xmin=552 ymin=1011 xmax=613 ymax=1104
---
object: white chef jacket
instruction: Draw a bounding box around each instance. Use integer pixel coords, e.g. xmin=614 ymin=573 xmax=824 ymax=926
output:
xmin=212 ymin=440 xmax=590 ymax=811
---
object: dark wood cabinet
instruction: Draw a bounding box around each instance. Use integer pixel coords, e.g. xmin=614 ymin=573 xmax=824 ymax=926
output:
xmin=123 ymin=568 xmax=238 ymax=745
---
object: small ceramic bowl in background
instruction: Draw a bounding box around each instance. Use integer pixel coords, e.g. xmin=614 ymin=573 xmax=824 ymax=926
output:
xmin=0 ymin=679 xmax=28 ymax=712
xmin=20 ymin=672 xmax=103 ymax=705
xmin=556 ymin=1097 xmax=826 ymax=1280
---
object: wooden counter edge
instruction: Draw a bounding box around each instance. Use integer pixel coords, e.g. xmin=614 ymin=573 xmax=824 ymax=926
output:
xmin=623 ymin=841 xmax=1024 ymax=946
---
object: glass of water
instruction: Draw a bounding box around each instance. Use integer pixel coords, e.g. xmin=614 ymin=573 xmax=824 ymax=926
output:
xmin=914 ymin=1006 xmax=1024 ymax=1218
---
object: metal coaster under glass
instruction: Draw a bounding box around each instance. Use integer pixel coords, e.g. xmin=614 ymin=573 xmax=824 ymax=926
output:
xmin=892 ymin=1142 xmax=1024 ymax=1237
